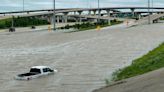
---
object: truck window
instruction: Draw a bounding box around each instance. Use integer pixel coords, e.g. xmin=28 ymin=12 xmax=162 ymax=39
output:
xmin=43 ymin=68 xmax=48 ymax=72
xmin=30 ymin=68 xmax=41 ymax=73
xmin=47 ymin=68 xmax=53 ymax=72
xmin=43 ymin=68 xmax=53 ymax=72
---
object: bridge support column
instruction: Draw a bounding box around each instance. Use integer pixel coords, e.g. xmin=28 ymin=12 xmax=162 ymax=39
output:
xmin=153 ymin=19 xmax=160 ymax=23
xmin=74 ymin=11 xmax=76 ymax=15
xmin=106 ymin=10 xmax=111 ymax=25
xmin=130 ymin=8 xmax=135 ymax=18
xmin=138 ymin=14 xmax=141 ymax=19
xmin=63 ymin=12 xmax=69 ymax=23
xmin=27 ymin=12 xmax=30 ymax=14
xmin=157 ymin=19 xmax=160 ymax=23
xmin=97 ymin=10 xmax=102 ymax=23
xmin=61 ymin=16 xmax=65 ymax=23
xmin=75 ymin=18 xmax=79 ymax=23
xmin=57 ymin=16 xmax=60 ymax=23
xmin=78 ymin=11 xmax=83 ymax=23
xmin=46 ymin=16 xmax=51 ymax=24
xmin=50 ymin=16 xmax=54 ymax=25
xmin=93 ymin=10 xmax=97 ymax=15
xmin=88 ymin=10 xmax=91 ymax=15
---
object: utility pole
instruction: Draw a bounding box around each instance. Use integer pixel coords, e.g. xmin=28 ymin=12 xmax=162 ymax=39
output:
xmin=53 ymin=0 xmax=56 ymax=30
xmin=148 ymin=0 xmax=151 ymax=24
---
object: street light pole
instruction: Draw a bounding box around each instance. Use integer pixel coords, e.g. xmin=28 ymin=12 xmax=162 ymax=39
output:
xmin=98 ymin=0 xmax=100 ymax=24
xmin=12 ymin=16 xmax=14 ymax=28
xmin=23 ymin=0 xmax=24 ymax=11
xmin=148 ymin=0 xmax=151 ymax=24
xmin=152 ymin=0 xmax=153 ymax=12
xmin=53 ymin=0 xmax=56 ymax=31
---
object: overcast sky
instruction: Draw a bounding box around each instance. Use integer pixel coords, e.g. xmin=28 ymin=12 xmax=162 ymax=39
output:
xmin=0 ymin=0 xmax=164 ymax=12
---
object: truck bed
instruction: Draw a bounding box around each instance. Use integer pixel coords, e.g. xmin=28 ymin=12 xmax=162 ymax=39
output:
xmin=18 ymin=72 xmax=40 ymax=77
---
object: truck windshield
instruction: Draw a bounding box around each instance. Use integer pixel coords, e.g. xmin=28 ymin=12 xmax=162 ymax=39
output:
xmin=30 ymin=68 xmax=41 ymax=73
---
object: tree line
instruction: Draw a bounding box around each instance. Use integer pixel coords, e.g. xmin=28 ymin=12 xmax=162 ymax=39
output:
xmin=0 ymin=16 xmax=49 ymax=29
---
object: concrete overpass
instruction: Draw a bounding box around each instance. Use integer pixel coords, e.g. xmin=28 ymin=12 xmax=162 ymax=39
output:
xmin=1 ymin=7 xmax=164 ymax=21
xmin=1 ymin=7 xmax=164 ymax=15
xmin=0 ymin=7 xmax=120 ymax=25
xmin=1 ymin=7 xmax=164 ymax=25
xmin=136 ymin=13 xmax=164 ymax=25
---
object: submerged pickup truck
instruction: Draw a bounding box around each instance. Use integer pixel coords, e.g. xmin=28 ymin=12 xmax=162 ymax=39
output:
xmin=15 ymin=66 xmax=57 ymax=80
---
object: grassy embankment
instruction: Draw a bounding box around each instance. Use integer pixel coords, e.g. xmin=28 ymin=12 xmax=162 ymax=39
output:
xmin=160 ymin=18 xmax=164 ymax=20
xmin=60 ymin=19 xmax=123 ymax=33
xmin=111 ymin=43 xmax=164 ymax=82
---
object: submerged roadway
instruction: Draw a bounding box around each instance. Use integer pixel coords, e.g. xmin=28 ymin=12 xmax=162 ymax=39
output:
xmin=0 ymin=22 xmax=164 ymax=92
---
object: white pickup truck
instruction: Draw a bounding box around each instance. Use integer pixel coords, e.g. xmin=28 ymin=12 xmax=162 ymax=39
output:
xmin=15 ymin=66 xmax=57 ymax=80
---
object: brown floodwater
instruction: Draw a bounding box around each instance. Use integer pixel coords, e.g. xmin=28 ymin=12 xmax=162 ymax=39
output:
xmin=0 ymin=23 xmax=164 ymax=92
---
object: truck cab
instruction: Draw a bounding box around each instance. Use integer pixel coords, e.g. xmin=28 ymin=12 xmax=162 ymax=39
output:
xmin=30 ymin=66 xmax=55 ymax=74
xmin=15 ymin=66 xmax=57 ymax=80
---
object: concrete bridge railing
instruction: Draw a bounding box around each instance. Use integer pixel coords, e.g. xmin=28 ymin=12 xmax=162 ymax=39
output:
xmin=136 ymin=13 xmax=164 ymax=25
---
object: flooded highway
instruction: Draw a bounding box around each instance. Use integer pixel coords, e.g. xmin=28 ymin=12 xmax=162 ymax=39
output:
xmin=0 ymin=23 xmax=164 ymax=92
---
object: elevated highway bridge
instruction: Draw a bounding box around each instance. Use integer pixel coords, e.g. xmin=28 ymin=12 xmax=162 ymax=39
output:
xmin=136 ymin=13 xmax=164 ymax=25
xmin=0 ymin=7 xmax=164 ymax=25
xmin=1 ymin=7 xmax=164 ymax=15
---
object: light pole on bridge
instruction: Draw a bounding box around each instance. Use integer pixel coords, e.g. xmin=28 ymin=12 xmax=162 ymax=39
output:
xmin=152 ymin=0 xmax=153 ymax=8
xmin=23 ymin=0 xmax=25 ymax=11
xmin=53 ymin=0 xmax=56 ymax=31
xmin=148 ymin=0 xmax=151 ymax=24
xmin=152 ymin=0 xmax=153 ymax=12
xmin=98 ymin=0 xmax=100 ymax=24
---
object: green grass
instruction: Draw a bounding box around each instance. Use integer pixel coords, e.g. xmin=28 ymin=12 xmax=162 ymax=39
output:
xmin=160 ymin=18 xmax=164 ymax=20
xmin=65 ymin=21 xmax=123 ymax=33
xmin=0 ymin=18 xmax=11 ymax=29
xmin=112 ymin=43 xmax=164 ymax=81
